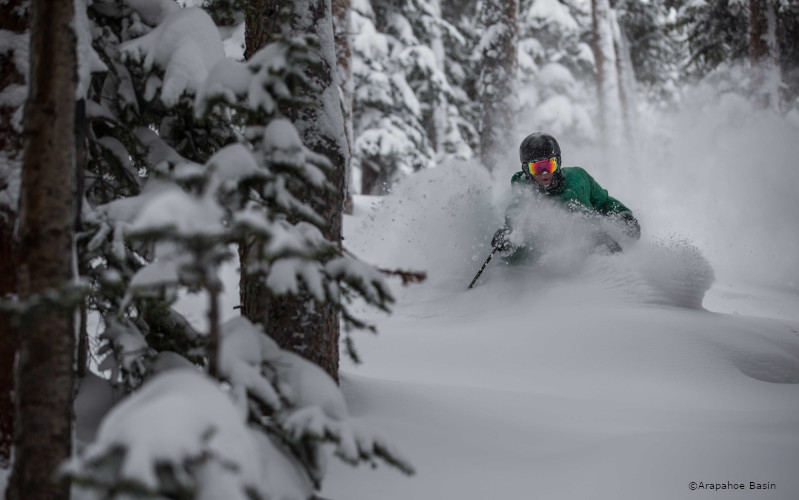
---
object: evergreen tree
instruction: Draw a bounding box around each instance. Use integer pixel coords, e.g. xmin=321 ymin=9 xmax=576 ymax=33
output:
xmin=351 ymin=0 xmax=476 ymax=193
xmin=674 ymin=0 xmax=748 ymax=80
xmin=241 ymin=0 xmax=348 ymax=380
xmin=517 ymin=0 xmax=596 ymax=141
xmin=60 ymin=1 xmax=412 ymax=497
xmin=616 ymin=0 xmax=681 ymax=107
xmin=673 ymin=0 xmax=799 ymax=111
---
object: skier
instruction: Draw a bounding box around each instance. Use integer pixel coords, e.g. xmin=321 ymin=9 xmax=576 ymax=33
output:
xmin=492 ymin=132 xmax=640 ymax=263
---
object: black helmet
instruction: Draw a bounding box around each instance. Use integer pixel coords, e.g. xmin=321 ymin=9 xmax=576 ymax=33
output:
xmin=519 ymin=133 xmax=563 ymax=191
xmin=519 ymin=132 xmax=561 ymax=165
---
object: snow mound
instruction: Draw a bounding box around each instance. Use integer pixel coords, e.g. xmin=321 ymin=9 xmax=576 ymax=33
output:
xmin=578 ymin=235 xmax=715 ymax=309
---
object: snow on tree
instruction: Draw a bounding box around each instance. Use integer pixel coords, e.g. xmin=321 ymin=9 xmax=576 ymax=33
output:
xmin=398 ymin=0 xmax=477 ymax=162
xmin=517 ymin=0 xmax=596 ymax=142
xmin=350 ymin=0 xmax=475 ymax=193
xmin=67 ymin=318 xmax=412 ymax=499
xmin=241 ymin=0 xmax=350 ymax=381
xmin=64 ymin=2 xmax=411 ymax=498
xmin=477 ymin=0 xmax=519 ymax=172
xmin=350 ymin=0 xmax=434 ymax=193
xmin=616 ymin=0 xmax=682 ymax=108
xmin=672 ymin=0 xmax=799 ymax=112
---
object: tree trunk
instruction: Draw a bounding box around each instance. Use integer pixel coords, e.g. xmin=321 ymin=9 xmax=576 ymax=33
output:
xmin=749 ymin=0 xmax=781 ymax=109
xmin=242 ymin=0 xmax=346 ymax=381
xmin=610 ymin=9 xmax=637 ymax=147
xmin=7 ymin=0 xmax=76 ymax=498
xmin=477 ymin=0 xmax=518 ymax=172
xmin=592 ymin=0 xmax=623 ymax=150
xmin=333 ymin=0 xmax=354 ymax=213
xmin=0 ymin=0 xmax=28 ymax=470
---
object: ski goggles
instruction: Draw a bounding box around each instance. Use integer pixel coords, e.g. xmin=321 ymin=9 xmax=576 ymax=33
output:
xmin=526 ymin=157 xmax=558 ymax=176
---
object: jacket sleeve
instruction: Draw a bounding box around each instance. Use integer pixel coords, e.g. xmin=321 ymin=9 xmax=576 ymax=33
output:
xmin=586 ymin=170 xmax=631 ymax=216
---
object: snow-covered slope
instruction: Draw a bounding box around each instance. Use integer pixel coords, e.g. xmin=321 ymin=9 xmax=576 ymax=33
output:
xmin=321 ymin=146 xmax=799 ymax=499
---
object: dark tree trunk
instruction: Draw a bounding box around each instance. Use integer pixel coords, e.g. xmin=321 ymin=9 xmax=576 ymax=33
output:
xmin=749 ymin=0 xmax=781 ymax=108
xmin=749 ymin=0 xmax=769 ymax=64
xmin=0 ymin=0 xmax=28 ymax=470
xmin=360 ymin=158 xmax=383 ymax=195
xmin=7 ymin=0 xmax=76 ymax=498
xmin=242 ymin=0 xmax=346 ymax=381
xmin=477 ymin=0 xmax=518 ymax=172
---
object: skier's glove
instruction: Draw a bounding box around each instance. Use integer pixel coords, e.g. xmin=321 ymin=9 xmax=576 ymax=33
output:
xmin=492 ymin=227 xmax=512 ymax=253
xmin=593 ymin=231 xmax=623 ymax=254
xmin=619 ymin=211 xmax=641 ymax=240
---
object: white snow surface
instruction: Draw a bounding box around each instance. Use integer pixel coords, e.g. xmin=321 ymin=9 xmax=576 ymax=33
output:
xmin=314 ymin=102 xmax=799 ymax=499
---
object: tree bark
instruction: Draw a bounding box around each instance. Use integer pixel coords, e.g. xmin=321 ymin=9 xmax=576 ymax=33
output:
xmin=749 ymin=0 xmax=781 ymax=109
xmin=7 ymin=0 xmax=76 ymax=498
xmin=242 ymin=0 xmax=346 ymax=381
xmin=477 ymin=0 xmax=518 ymax=172
xmin=0 ymin=0 xmax=28 ymax=470
xmin=611 ymin=9 xmax=637 ymax=147
xmin=332 ymin=0 xmax=354 ymax=213
xmin=592 ymin=0 xmax=623 ymax=150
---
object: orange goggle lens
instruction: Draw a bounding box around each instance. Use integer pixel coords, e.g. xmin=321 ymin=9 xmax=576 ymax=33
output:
xmin=527 ymin=158 xmax=558 ymax=176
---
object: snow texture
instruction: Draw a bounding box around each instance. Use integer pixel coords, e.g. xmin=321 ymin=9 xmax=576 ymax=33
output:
xmin=68 ymin=369 xmax=263 ymax=497
xmin=74 ymin=0 xmax=108 ymax=99
xmin=314 ymin=100 xmax=799 ymax=498
xmin=119 ymin=7 xmax=224 ymax=106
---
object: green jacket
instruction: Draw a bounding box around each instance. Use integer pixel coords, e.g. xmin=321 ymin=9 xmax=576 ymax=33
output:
xmin=505 ymin=166 xmax=631 ymax=228
xmin=503 ymin=166 xmax=633 ymax=262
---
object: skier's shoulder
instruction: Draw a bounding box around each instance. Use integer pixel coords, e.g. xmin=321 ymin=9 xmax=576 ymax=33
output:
xmin=561 ymin=166 xmax=590 ymax=179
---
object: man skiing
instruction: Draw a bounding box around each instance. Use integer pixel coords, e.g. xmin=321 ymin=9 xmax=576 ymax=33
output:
xmin=492 ymin=132 xmax=640 ymax=263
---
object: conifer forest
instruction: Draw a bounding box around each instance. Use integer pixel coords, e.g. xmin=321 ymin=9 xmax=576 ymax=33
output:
xmin=1 ymin=0 xmax=798 ymax=499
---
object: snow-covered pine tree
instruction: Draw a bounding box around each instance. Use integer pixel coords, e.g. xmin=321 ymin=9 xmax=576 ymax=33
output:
xmin=673 ymin=0 xmax=799 ymax=112
xmin=78 ymin=0 xmax=236 ymax=389
xmin=65 ymin=1 xmax=411 ymax=497
xmin=7 ymin=0 xmax=77 ymax=498
xmin=351 ymin=0 xmax=434 ymax=193
xmin=517 ymin=0 xmax=596 ymax=142
xmin=351 ymin=0 xmax=475 ymax=193
xmin=673 ymin=0 xmax=748 ymax=81
xmin=393 ymin=0 xmax=477 ymax=162
xmin=0 ymin=0 xmax=27 ymax=469
xmin=241 ymin=0 xmax=348 ymax=380
xmin=616 ymin=0 xmax=682 ymax=108
xmin=477 ymin=0 xmax=519 ymax=171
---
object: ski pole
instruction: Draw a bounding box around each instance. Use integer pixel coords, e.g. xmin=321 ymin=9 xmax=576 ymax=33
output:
xmin=468 ymin=248 xmax=497 ymax=289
